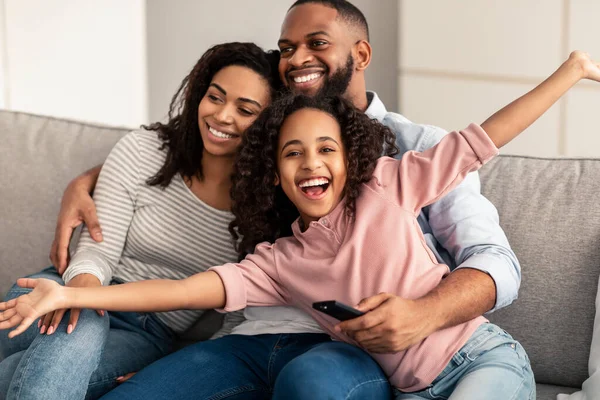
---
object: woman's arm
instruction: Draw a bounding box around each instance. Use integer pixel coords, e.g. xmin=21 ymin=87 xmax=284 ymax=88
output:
xmin=62 ymin=133 xmax=141 ymax=287
xmin=482 ymin=51 xmax=599 ymax=148
xmin=0 ymin=271 xmax=226 ymax=338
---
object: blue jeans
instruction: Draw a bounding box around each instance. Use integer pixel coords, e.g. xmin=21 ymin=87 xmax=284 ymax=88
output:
xmin=100 ymin=333 xmax=394 ymax=399
xmin=0 ymin=267 xmax=175 ymax=400
xmin=394 ymin=323 xmax=535 ymax=400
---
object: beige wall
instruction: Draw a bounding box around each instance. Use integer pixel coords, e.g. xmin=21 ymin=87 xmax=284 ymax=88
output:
xmin=145 ymin=0 xmax=398 ymax=122
xmin=398 ymin=0 xmax=600 ymax=157
xmin=0 ymin=0 xmax=147 ymax=126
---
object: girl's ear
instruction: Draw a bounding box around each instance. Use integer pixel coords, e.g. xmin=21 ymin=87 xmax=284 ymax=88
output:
xmin=274 ymin=173 xmax=280 ymax=186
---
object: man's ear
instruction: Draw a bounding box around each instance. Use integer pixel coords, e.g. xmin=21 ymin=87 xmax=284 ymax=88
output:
xmin=354 ymin=40 xmax=372 ymax=71
xmin=274 ymin=173 xmax=280 ymax=186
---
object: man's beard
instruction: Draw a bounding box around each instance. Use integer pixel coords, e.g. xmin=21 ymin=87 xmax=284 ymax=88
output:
xmin=317 ymin=54 xmax=354 ymax=98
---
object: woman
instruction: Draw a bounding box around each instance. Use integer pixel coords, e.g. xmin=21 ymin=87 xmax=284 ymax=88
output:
xmin=0 ymin=42 xmax=281 ymax=400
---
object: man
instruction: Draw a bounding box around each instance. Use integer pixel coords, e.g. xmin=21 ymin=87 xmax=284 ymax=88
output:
xmin=52 ymin=1 xmax=520 ymax=398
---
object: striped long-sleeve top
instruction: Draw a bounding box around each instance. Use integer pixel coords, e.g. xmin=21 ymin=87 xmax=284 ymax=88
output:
xmin=63 ymin=129 xmax=242 ymax=333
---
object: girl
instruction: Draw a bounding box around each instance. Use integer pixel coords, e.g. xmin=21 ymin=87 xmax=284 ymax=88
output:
xmin=2 ymin=51 xmax=599 ymax=399
xmin=0 ymin=42 xmax=280 ymax=399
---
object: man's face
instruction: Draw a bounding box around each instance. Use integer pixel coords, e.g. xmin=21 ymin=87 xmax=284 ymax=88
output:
xmin=278 ymin=3 xmax=356 ymax=97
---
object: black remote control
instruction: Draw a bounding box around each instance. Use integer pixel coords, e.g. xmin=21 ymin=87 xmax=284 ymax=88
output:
xmin=312 ymin=300 xmax=365 ymax=321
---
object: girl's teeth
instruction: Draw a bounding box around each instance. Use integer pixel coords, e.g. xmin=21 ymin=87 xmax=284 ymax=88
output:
xmin=299 ymin=178 xmax=329 ymax=188
xmin=209 ymin=127 xmax=235 ymax=139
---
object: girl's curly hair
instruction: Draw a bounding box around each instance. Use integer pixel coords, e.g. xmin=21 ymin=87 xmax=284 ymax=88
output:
xmin=144 ymin=42 xmax=282 ymax=187
xmin=230 ymin=94 xmax=399 ymax=259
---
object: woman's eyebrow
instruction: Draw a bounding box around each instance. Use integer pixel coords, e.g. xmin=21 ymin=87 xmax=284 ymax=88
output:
xmin=239 ymin=97 xmax=262 ymax=108
xmin=210 ymin=83 xmax=261 ymax=108
xmin=209 ymin=83 xmax=226 ymax=95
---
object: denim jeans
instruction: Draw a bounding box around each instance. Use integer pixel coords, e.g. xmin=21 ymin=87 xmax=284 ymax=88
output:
xmin=100 ymin=333 xmax=393 ymax=400
xmin=0 ymin=267 xmax=175 ymax=400
xmin=394 ymin=323 xmax=535 ymax=400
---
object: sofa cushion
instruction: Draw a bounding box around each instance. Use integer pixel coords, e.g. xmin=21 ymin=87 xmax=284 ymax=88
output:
xmin=537 ymin=383 xmax=578 ymax=400
xmin=480 ymin=155 xmax=600 ymax=389
xmin=0 ymin=110 xmax=129 ymax=297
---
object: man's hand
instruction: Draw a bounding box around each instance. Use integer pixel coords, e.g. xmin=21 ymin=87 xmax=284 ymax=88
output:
xmin=336 ymin=269 xmax=496 ymax=354
xmin=50 ymin=166 xmax=103 ymax=274
xmin=335 ymin=293 xmax=440 ymax=354
xmin=38 ymin=274 xmax=104 ymax=335
xmin=0 ymin=278 xmax=67 ymax=338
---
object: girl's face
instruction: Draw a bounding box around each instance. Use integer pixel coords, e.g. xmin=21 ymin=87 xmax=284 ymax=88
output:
xmin=198 ymin=65 xmax=271 ymax=158
xmin=276 ymin=108 xmax=347 ymax=227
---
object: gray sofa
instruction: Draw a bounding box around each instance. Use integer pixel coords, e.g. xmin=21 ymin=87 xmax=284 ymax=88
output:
xmin=1 ymin=109 xmax=598 ymax=399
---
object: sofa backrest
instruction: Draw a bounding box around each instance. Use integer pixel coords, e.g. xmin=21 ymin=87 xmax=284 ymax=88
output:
xmin=480 ymin=155 xmax=600 ymax=388
xmin=0 ymin=110 xmax=129 ymax=297
xmin=1 ymin=110 xmax=599 ymax=388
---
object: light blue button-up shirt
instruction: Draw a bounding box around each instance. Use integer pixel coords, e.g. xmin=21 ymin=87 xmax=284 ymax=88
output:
xmin=365 ymin=91 xmax=520 ymax=311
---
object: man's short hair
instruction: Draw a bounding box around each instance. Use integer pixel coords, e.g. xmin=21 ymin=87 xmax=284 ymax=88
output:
xmin=288 ymin=0 xmax=369 ymax=41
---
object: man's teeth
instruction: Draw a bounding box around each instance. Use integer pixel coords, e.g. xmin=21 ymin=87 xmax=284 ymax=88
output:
xmin=209 ymin=126 xmax=236 ymax=139
xmin=293 ymin=73 xmax=321 ymax=83
xmin=299 ymin=178 xmax=329 ymax=188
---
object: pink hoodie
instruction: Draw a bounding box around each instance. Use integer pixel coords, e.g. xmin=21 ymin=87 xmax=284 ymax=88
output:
xmin=211 ymin=123 xmax=497 ymax=392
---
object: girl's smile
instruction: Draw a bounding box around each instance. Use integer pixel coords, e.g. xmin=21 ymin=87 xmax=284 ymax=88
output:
xmin=297 ymin=176 xmax=330 ymax=200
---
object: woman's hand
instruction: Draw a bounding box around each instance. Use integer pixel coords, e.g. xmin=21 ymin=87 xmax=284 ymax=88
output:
xmin=38 ymin=274 xmax=104 ymax=335
xmin=0 ymin=278 xmax=67 ymax=338
xmin=50 ymin=166 xmax=103 ymax=274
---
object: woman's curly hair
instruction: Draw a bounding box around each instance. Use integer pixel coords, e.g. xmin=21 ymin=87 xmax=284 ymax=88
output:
xmin=144 ymin=42 xmax=282 ymax=187
xmin=230 ymin=94 xmax=399 ymax=259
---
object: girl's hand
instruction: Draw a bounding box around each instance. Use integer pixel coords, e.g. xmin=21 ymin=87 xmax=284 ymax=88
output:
xmin=38 ymin=274 xmax=104 ymax=335
xmin=0 ymin=278 xmax=66 ymax=338
xmin=569 ymin=51 xmax=600 ymax=82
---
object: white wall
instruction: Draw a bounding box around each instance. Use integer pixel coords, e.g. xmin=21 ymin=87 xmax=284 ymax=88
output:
xmin=145 ymin=0 xmax=398 ymax=122
xmin=398 ymin=0 xmax=600 ymax=157
xmin=0 ymin=1 xmax=398 ymax=128
xmin=2 ymin=0 xmax=147 ymax=127
xmin=0 ymin=1 xmax=7 ymax=109
xmin=145 ymin=0 xmax=292 ymax=123
xmin=4 ymin=1 xmax=598 ymax=157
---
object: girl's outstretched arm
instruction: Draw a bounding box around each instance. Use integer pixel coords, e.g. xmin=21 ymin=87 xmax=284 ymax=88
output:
xmin=0 ymin=272 xmax=226 ymax=338
xmin=482 ymin=51 xmax=600 ymax=148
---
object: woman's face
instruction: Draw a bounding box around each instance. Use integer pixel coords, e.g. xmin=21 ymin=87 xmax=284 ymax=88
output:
xmin=198 ymin=65 xmax=271 ymax=158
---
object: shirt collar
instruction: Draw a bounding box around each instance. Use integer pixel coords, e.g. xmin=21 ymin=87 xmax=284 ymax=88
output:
xmin=364 ymin=91 xmax=387 ymax=123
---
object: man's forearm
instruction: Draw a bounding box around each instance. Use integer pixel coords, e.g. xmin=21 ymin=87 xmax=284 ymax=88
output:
xmin=419 ymin=268 xmax=496 ymax=332
xmin=62 ymin=271 xmax=226 ymax=312
xmin=71 ymin=165 xmax=102 ymax=194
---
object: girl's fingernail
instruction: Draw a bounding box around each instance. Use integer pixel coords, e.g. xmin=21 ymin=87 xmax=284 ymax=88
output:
xmin=37 ymin=320 xmax=41 ymax=328
xmin=116 ymin=377 xmax=123 ymax=381
xmin=67 ymin=324 xmax=73 ymax=334
xmin=47 ymin=326 xmax=54 ymax=335
xmin=40 ymin=325 xmax=46 ymax=334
